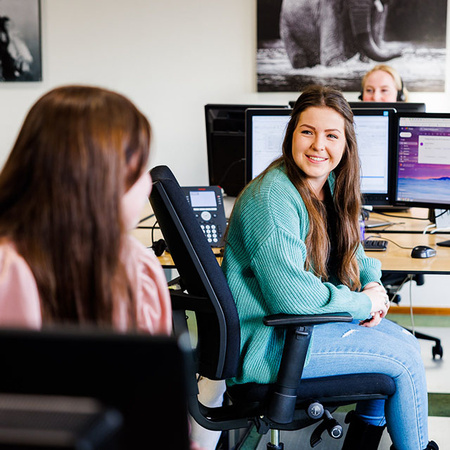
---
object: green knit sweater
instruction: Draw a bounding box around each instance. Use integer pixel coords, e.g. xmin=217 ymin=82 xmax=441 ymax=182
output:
xmin=222 ymin=166 xmax=381 ymax=385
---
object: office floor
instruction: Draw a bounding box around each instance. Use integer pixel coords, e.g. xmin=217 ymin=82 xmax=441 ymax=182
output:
xmin=238 ymin=314 xmax=450 ymax=450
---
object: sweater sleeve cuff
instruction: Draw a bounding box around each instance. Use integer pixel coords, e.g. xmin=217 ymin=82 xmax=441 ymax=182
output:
xmin=350 ymin=291 xmax=372 ymax=320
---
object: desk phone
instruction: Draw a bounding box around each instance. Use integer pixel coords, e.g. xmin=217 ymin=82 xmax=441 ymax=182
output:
xmin=182 ymin=186 xmax=227 ymax=247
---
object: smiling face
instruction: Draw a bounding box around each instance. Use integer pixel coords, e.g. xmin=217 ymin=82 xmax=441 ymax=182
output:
xmin=292 ymin=106 xmax=346 ymax=198
xmin=362 ymin=69 xmax=398 ymax=102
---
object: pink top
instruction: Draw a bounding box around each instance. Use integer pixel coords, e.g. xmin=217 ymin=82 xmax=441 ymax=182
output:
xmin=0 ymin=236 xmax=172 ymax=335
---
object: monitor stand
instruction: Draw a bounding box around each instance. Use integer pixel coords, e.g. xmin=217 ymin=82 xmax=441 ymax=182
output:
xmin=429 ymin=209 xmax=450 ymax=247
xmin=431 ymin=208 xmax=450 ymax=229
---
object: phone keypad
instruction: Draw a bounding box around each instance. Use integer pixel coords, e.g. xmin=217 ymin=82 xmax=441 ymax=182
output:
xmin=201 ymin=223 xmax=220 ymax=244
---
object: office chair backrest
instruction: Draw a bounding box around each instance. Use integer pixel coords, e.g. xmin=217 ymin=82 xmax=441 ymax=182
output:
xmin=149 ymin=165 xmax=240 ymax=380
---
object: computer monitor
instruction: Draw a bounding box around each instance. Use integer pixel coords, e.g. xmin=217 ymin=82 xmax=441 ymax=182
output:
xmin=205 ymin=103 xmax=287 ymax=197
xmin=348 ymin=101 xmax=426 ymax=113
xmin=245 ymin=108 xmax=291 ymax=182
xmin=353 ymin=108 xmax=396 ymax=206
xmin=0 ymin=328 xmax=192 ymax=449
xmin=394 ymin=112 xmax=450 ymax=210
xmin=245 ymin=107 xmax=395 ymax=206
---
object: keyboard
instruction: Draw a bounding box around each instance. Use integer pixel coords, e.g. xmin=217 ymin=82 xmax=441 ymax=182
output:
xmin=363 ymin=239 xmax=388 ymax=251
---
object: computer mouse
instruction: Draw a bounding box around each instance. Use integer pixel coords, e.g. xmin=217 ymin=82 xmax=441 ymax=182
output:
xmin=411 ymin=245 xmax=437 ymax=259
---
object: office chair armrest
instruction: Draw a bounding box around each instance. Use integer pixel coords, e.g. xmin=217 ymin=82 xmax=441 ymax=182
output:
xmin=263 ymin=312 xmax=352 ymax=425
xmin=263 ymin=312 xmax=352 ymax=328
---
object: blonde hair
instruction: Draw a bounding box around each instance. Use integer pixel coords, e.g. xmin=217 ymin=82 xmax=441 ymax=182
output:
xmin=361 ymin=64 xmax=409 ymax=102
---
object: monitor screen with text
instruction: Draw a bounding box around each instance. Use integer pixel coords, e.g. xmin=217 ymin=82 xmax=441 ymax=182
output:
xmin=245 ymin=107 xmax=395 ymax=205
xmin=395 ymin=113 xmax=450 ymax=209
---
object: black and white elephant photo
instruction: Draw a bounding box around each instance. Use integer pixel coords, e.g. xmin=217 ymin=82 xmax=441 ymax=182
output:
xmin=257 ymin=0 xmax=447 ymax=92
xmin=280 ymin=0 xmax=402 ymax=69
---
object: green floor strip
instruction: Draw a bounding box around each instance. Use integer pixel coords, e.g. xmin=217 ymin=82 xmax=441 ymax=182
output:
xmin=386 ymin=313 xmax=450 ymax=328
xmin=238 ymin=426 xmax=261 ymax=450
xmin=428 ymin=393 xmax=450 ymax=417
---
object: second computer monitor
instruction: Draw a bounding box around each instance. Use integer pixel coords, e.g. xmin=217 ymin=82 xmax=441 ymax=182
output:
xmin=245 ymin=107 xmax=396 ymax=206
xmin=394 ymin=112 xmax=450 ymax=210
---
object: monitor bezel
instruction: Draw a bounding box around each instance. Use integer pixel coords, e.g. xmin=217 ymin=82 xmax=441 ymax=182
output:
xmin=348 ymin=101 xmax=426 ymax=113
xmin=393 ymin=112 xmax=450 ymax=210
xmin=352 ymin=107 xmax=397 ymax=206
xmin=245 ymin=107 xmax=396 ymax=206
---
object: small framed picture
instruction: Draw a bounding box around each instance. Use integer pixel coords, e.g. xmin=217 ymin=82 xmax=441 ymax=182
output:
xmin=0 ymin=0 xmax=42 ymax=82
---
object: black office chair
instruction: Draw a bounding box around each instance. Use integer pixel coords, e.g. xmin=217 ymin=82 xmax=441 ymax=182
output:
xmin=149 ymin=165 xmax=396 ymax=449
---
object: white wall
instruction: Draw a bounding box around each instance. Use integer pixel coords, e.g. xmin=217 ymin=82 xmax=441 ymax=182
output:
xmin=0 ymin=0 xmax=449 ymax=306
xmin=1 ymin=0 xmax=449 ymax=183
xmin=0 ymin=0 xmax=294 ymax=184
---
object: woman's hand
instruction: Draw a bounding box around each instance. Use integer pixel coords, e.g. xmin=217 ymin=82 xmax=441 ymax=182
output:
xmin=360 ymin=282 xmax=389 ymax=328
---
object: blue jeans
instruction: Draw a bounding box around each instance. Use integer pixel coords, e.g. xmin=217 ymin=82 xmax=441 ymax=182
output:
xmin=301 ymin=319 xmax=428 ymax=450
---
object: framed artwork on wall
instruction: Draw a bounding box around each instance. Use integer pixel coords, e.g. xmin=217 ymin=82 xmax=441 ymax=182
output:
xmin=257 ymin=0 xmax=447 ymax=93
xmin=0 ymin=0 xmax=42 ymax=82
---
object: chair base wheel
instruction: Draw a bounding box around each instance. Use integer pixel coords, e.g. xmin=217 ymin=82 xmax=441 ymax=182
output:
xmin=432 ymin=344 xmax=443 ymax=359
xmin=267 ymin=442 xmax=284 ymax=450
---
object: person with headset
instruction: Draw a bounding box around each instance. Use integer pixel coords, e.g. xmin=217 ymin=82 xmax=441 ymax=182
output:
xmin=222 ymin=85 xmax=437 ymax=450
xmin=359 ymin=64 xmax=408 ymax=103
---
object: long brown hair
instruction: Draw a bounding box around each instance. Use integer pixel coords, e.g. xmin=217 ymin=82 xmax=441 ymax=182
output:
xmin=258 ymin=85 xmax=362 ymax=289
xmin=0 ymin=85 xmax=151 ymax=325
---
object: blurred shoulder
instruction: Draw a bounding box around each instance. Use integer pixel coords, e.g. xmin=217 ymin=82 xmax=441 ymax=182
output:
xmin=0 ymin=239 xmax=42 ymax=329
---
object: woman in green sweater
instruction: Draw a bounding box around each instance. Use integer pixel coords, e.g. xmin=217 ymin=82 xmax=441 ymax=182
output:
xmin=222 ymin=85 xmax=436 ymax=450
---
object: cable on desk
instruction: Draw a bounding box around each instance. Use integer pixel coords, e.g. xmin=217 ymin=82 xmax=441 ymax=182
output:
xmin=151 ymin=219 xmax=159 ymax=247
xmin=408 ymin=276 xmax=416 ymax=335
xmin=423 ymin=224 xmax=436 ymax=234
xmin=388 ymin=274 xmax=413 ymax=305
xmin=137 ymin=225 xmax=160 ymax=229
xmin=365 ymin=234 xmax=415 ymax=250
xmin=140 ymin=219 xmax=167 ymax=256
xmin=430 ymin=227 xmax=450 ymax=234
xmin=377 ymin=222 xmax=405 ymax=231
xmin=374 ymin=211 xmax=432 ymax=221
xmin=217 ymin=158 xmax=245 ymax=188
xmin=138 ymin=213 xmax=155 ymax=224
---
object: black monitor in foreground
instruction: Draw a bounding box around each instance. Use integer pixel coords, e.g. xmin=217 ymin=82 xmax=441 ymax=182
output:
xmin=205 ymin=103 xmax=287 ymax=197
xmin=245 ymin=107 xmax=395 ymax=206
xmin=349 ymin=101 xmax=426 ymax=113
xmin=394 ymin=112 xmax=450 ymax=210
xmin=0 ymin=328 xmax=192 ymax=449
